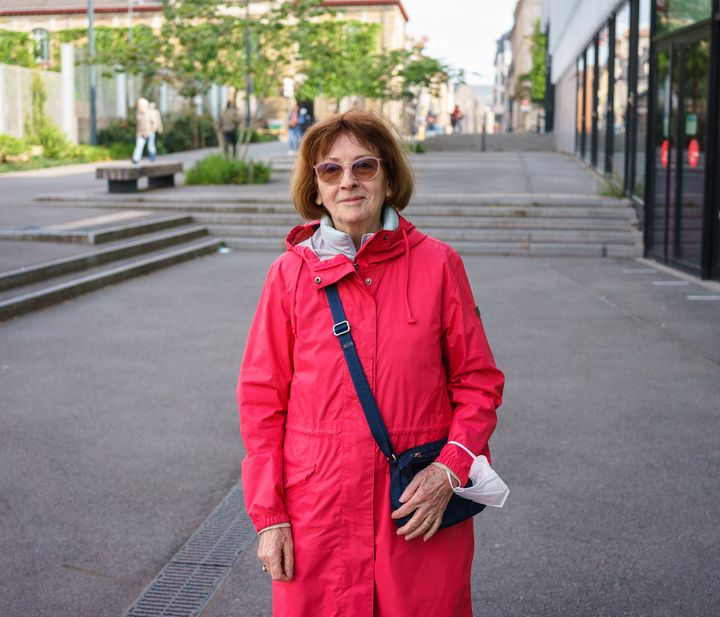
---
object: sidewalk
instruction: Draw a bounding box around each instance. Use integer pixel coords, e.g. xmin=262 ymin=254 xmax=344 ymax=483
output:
xmin=0 ymin=149 xmax=718 ymax=616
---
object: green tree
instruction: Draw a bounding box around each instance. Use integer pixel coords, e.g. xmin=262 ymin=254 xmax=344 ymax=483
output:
xmin=52 ymin=26 xmax=163 ymax=91
xmin=520 ymin=19 xmax=547 ymax=104
xmin=295 ymin=20 xmax=382 ymax=108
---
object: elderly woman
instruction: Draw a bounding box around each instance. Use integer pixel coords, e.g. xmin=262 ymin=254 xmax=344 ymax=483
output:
xmin=238 ymin=109 xmax=504 ymax=616
xmin=131 ymin=97 xmax=159 ymax=164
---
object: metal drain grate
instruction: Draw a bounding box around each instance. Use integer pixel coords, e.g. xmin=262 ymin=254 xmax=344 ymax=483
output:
xmin=122 ymin=483 xmax=256 ymax=617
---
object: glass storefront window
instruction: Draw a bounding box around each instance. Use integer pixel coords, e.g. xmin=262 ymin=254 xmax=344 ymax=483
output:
xmin=613 ymin=3 xmax=631 ymax=187
xmin=656 ymin=0 xmax=712 ymax=34
xmin=577 ymin=54 xmax=586 ymax=156
xmin=597 ymin=26 xmax=610 ymax=172
xmin=634 ymin=0 xmax=652 ymax=199
xmin=678 ymin=38 xmax=709 ymax=266
xmin=584 ymin=43 xmax=595 ymax=164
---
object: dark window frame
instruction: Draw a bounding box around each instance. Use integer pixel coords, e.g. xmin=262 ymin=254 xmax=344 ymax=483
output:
xmin=591 ymin=36 xmax=600 ymax=167
xmin=606 ymin=17 xmax=617 ymax=174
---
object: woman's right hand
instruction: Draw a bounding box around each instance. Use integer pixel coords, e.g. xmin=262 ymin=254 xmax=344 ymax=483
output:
xmin=258 ymin=527 xmax=294 ymax=581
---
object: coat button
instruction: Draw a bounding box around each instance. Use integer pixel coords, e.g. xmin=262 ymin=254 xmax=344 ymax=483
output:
xmin=383 ymin=234 xmax=390 ymax=240
xmin=314 ymin=276 xmax=322 ymax=284
xmin=365 ymin=278 xmax=372 ymax=285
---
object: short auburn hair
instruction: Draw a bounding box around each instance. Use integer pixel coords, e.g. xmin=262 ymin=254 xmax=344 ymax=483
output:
xmin=290 ymin=109 xmax=414 ymax=220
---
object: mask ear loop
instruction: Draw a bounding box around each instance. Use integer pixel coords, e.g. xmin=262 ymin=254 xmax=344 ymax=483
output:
xmin=447 ymin=440 xmax=477 ymax=460
xmin=444 ymin=468 xmax=462 ymax=492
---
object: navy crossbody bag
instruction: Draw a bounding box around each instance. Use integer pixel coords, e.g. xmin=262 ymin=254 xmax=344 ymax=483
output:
xmin=325 ymin=283 xmax=485 ymax=529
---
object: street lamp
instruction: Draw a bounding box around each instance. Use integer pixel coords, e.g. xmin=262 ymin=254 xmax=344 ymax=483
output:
xmin=244 ymin=0 xmax=253 ymax=129
xmin=88 ymin=0 xmax=97 ymax=145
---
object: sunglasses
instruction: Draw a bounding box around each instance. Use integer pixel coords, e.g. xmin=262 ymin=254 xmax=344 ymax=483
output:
xmin=313 ymin=157 xmax=382 ymax=184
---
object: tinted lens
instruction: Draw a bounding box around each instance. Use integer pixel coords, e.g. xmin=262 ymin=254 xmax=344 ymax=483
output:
xmin=315 ymin=162 xmax=343 ymax=183
xmin=351 ymin=158 xmax=380 ymax=180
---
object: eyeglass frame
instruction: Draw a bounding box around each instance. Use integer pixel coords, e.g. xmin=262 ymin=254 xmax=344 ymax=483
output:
xmin=312 ymin=157 xmax=383 ymax=184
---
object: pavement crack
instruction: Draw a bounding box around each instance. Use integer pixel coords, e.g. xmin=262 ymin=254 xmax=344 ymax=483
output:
xmin=61 ymin=563 xmax=136 ymax=586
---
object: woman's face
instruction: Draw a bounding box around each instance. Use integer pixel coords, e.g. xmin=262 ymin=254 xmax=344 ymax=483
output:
xmin=315 ymin=132 xmax=390 ymax=237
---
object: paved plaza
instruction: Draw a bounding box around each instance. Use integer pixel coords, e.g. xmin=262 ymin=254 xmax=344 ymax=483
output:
xmin=1 ymin=145 xmax=719 ymax=616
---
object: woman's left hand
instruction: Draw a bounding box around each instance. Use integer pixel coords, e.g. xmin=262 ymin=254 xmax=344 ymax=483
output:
xmin=391 ymin=464 xmax=455 ymax=541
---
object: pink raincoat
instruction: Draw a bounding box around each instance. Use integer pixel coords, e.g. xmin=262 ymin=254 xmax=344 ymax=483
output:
xmin=238 ymin=216 xmax=504 ymax=616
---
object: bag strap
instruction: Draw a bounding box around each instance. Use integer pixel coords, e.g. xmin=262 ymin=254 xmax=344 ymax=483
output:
xmin=325 ymin=283 xmax=396 ymax=461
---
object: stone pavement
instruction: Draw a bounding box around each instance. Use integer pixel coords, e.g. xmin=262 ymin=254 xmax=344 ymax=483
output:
xmin=0 ymin=146 xmax=719 ymax=617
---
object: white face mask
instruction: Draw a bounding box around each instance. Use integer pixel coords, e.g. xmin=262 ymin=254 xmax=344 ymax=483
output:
xmin=446 ymin=441 xmax=509 ymax=508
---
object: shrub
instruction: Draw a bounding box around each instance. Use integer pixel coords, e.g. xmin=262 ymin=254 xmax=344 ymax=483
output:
xmin=70 ymin=144 xmax=113 ymax=162
xmin=162 ymin=113 xmax=218 ymax=152
xmin=250 ymin=129 xmax=279 ymax=143
xmin=185 ymin=155 xmax=272 ymax=185
xmin=601 ymin=180 xmax=626 ymax=198
xmin=97 ymin=119 xmax=135 ymax=148
xmin=404 ymin=141 xmax=426 ymax=154
xmin=108 ymin=142 xmax=135 ymax=159
xmin=0 ymin=134 xmax=29 ymax=161
xmin=37 ymin=124 xmax=73 ymax=158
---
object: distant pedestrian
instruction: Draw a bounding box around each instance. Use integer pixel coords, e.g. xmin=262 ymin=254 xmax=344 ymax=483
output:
xmin=149 ymin=102 xmax=163 ymax=147
xmin=131 ymin=98 xmax=160 ymax=164
xmin=220 ymin=101 xmax=240 ymax=159
xmin=288 ymin=106 xmax=301 ymax=154
xmin=426 ymin=111 xmax=436 ymax=132
xmin=298 ymin=107 xmax=313 ymax=138
xmin=451 ymin=105 xmax=463 ymax=134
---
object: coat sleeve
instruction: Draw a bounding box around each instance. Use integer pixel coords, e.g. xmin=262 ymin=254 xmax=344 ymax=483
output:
xmin=237 ymin=258 xmax=295 ymax=532
xmin=433 ymin=250 xmax=504 ymax=485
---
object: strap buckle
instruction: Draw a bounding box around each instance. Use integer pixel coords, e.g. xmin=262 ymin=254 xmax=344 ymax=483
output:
xmin=332 ymin=320 xmax=350 ymax=336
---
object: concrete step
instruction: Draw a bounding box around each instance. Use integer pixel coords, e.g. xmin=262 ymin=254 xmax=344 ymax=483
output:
xmin=207 ymin=224 xmax=642 ymax=246
xmin=36 ymin=191 xmax=631 ymax=208
xmin=54 ymin=200 xmax=635 ymax=221
xmin=0 ymin=237 xmax=221 ymax=321
xmin=0 ymin=225 xmax=209 ymax=292
xmin=0 ymin=214 xmax=192 ymax=244
xmin=219 ymin=236 xmax=642 ymax=257
xmin=193 ymin=212 xmax=637 ymax=231
xmin=423 ymin=133 xmax=556 ymax=152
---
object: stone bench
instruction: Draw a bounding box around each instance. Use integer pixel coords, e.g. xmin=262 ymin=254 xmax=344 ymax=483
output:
xmin=96 ymin=161 xmax=183 ymax=193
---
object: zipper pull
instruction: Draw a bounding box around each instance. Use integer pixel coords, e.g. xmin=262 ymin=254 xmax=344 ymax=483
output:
xmin=354 ymin=261 xmax=360 ymax=273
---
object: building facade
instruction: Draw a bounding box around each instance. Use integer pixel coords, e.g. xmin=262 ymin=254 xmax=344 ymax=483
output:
xmin=543 ymin=0 xmax=720 ymax=280
xmin=493 ymin=30 xmax=512 ymax=133
xmin=509 ymin=0 xmax=543 ymax=133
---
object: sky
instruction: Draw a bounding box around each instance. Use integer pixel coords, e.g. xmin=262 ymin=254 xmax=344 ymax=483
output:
xmin=403 ymin=0 xmax=516 ymax=86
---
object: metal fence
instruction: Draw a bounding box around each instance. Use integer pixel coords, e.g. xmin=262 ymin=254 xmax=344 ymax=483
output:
xmin=1 ymin=56 xmax=221 ymax=144
xmin=0 ymin=63 xmax=64 ymax=139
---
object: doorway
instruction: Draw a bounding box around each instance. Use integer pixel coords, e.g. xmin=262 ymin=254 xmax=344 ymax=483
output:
xmin=649 ymin=25 xmax=710 ymax=273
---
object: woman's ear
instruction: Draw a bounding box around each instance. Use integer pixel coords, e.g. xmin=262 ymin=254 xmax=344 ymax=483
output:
xmin=315 ymin=193 xmax=322 ymax=205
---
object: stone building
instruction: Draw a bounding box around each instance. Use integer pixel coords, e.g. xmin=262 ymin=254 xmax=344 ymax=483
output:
xmin=508 ymin=0 xmax=542 ymax=133
xmin=492 ymin=30 xmax=512 ymax=133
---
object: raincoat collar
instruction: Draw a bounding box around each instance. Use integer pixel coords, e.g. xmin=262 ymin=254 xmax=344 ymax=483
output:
xmin=286 ymin=212 xmax=425 ymax=324
xmin=304 ymin=206 xmax=399 ymax=262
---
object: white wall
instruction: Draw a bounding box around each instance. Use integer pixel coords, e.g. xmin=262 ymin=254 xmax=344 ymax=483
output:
xmin=542 ymin=0 xmax=619 ymax=81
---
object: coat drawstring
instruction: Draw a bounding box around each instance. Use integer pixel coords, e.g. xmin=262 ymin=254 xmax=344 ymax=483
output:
xmin=401 ymin=227 xmax=416 ymax=324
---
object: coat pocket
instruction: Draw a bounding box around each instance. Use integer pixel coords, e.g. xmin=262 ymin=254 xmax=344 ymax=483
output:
xmin=283 ymin=464 xmax=317 ymax=493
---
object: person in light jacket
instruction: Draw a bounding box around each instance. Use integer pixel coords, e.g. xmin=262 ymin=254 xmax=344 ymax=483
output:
xmin=131 ymin=97 xmax=159 ymax=164
xmin=238 ymin=109 xmax=504 ymax=617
